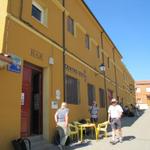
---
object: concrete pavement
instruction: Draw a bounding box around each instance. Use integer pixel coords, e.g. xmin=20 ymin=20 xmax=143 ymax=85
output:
xmin=49 ymin=108 xmax=150 ymax=150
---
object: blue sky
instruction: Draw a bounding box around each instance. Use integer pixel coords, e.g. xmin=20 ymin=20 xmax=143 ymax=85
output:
xmin=84 ymin=0 xmax=150 ymax=80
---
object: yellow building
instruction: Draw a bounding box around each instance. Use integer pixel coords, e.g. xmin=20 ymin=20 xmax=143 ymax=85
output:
xmin=0 ymin=0 xmax=135 ymax=149
xmin=136 ymin=80 xmax=150 ymax=106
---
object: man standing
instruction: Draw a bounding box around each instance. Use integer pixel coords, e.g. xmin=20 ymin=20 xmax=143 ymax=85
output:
xmin=108 ymin=98 xmax=123 ymax=144
xmin=89 ymin=101 xmax=99 ymax=124
xmin=55 ymin=102 xmax=69 ymax=150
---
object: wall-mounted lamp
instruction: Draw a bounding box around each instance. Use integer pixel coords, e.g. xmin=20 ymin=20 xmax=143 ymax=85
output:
xmin=0 ymin=53 xmax=12 ymax=69
xmin=49 ymin=57 xmax=54 ymax=65
xmin=0 ymin=53 xmax=12 ymax=63
xmin=99 ymin=63 xmax=105 ymax=72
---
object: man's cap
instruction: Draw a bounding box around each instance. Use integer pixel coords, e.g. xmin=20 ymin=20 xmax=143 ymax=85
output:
xmin=111 ymin=98 xmax=117 ymax=103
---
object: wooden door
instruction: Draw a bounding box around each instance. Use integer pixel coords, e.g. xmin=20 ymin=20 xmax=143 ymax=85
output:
xmin=21 ymin=63 xmax=43 ymax=137
xmin=21 ymin=66 xmax=32 ymax=137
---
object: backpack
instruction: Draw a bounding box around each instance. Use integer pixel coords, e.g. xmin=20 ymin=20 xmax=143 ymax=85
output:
xmin=128 ymin=112 xmax=135 ymax=117
xmin=53 ymin=126 xmax=71 ymax=146
xmin=12 ymin=138 xmax=31 ymax=150
xmin=79 ymin=119 xmax=87 ymax=124
xmin=53 ymin=129 xmax=60 ymax=145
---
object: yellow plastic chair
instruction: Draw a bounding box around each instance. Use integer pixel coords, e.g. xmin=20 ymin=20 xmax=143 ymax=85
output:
xmin=68 ymin=123 xmax=79 ymax=141
xmin=73 ymin=121 xmax=86 ymax=140
xmin=86 ymin=118 xmax=91 ymax=123
xmin=96 ymin=121 xmax=109 ymax=140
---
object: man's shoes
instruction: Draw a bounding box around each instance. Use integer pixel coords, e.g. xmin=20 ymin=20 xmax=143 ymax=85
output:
xmin=119 ymin=137 xmax=123 ymax=143
xmin=58 ymin=144 xmax=63 ymax=150
xmin=110 ymin=140 xmax=117 ymax=145
xmin=110 ymin=137 xmax=123 ymax=145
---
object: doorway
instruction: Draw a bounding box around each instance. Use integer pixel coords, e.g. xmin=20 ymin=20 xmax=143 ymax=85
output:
xmin=21 ymin=62 xmax=43 ymax=137
xmin=108 ymin=89 xmax=113 ymax=104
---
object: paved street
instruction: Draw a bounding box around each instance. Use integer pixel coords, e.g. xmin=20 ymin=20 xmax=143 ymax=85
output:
xmin=49 ymin=108 xmax=150 ymax=150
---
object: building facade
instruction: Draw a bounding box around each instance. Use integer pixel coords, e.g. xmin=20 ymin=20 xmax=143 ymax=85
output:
xmin=136 ymin=81 xmax=150 ymax=106
xmin=0 ymin=0 xmax=135 ymax=149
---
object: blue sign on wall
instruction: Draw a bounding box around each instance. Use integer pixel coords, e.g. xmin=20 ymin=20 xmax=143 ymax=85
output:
xmin=8 ymin=63 xmax=21 ymax=73
xmin=7 ymin=54 xmax=21 ymax=73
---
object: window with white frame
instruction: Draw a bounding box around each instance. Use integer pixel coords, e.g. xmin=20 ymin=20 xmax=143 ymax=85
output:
xmin=32 ymin=1 xmax=47 ymax=25
xmin=67 ymin=16 xmax=74 ymax=35
xmin=97 ymin=46 xmax=100 ymax=58
xmin=146 ymin=87 xmax=150 ymax=92
xmin=136 ymin=88 xmax=141 ymax=93
xmin=107 ymin=57 xmax=110 ymax=68
xmin=85 ymin=34 xmax=90 ymax=49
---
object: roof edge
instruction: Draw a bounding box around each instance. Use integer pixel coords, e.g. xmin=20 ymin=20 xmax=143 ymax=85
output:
xmin=82 ymin=0 xmax=122 ymax=58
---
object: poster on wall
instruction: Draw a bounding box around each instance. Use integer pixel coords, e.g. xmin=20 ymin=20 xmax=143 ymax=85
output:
xmin=56 ymin=89 xmax=61 ymax=100
xmin=51 ymin=101 xmax=58 ymax=109
xmin=21 ymin=93 xmax=25 ymax=105
xmin=7 ymin=54 xmax=21 ymax=73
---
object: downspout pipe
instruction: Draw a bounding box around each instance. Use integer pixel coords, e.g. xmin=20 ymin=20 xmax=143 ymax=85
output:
xmin=112 ymin=48 xmax=118 ymax=98
xmin=62 ymin=0 xmax=66 ymax=102
xmin=101 ymin=31 xmax=108 ymax=114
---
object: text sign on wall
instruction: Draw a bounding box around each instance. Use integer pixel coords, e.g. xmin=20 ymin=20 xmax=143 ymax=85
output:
xmin=29 ymin=49 xmax=43 ymax=60
xmin=65 ymin=64 xmax=87 ymax=81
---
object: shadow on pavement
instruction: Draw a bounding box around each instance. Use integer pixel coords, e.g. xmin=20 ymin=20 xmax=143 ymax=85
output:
xmin=69 ymin=140 xmax=92 ymax=150
xmin=121 ymin=109 xmax=145 ymax=127
xmin=123 ymin=135 xmax=136 ymax=142
xmin=106 ymin=110 xmax=146 ymax=133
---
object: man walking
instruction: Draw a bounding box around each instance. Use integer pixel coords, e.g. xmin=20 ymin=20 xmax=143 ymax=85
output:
xmin=108 ymin=98 xmax=123 ymax=144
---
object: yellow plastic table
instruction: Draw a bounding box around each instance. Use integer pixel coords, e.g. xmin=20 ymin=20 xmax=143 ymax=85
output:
xmin=78 ymin=123 xmax=96 ymax=142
